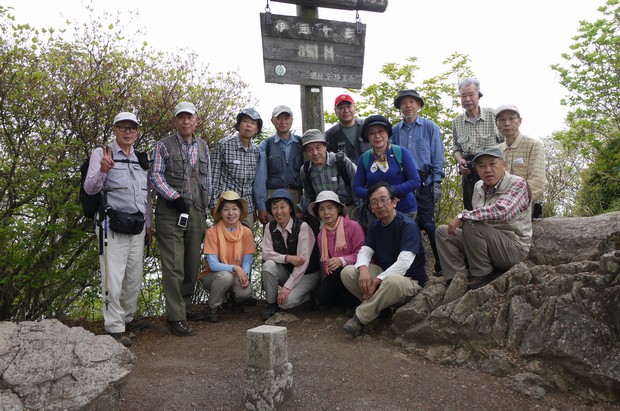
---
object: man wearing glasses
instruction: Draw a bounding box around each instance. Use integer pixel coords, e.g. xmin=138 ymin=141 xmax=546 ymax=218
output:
xmin=84 ymin=112 xmax=152 ymax=347
xmin=340 ymin=181 xmax=426 ymax=338
xmin=495 ymin=104 xmax=546 ymax=219
xmin=325 ymin=94 xmax=369 ymax=163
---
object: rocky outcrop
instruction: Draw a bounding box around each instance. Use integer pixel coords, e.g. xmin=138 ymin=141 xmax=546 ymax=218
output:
xmin=0 ymin=319 xmax=134 ymax=410
xmin=392 ymin=212 xmax=620 ymax=404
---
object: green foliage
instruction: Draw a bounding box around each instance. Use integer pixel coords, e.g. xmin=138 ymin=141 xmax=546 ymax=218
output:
xmin=324 ymin=53 xmax=476 ymax=225
xmin=552 ymin=0 xmax=620 ymax=215
xmin=543 ymin=133 xmax=586 ymax=216
xmin=0 ymin=6 xmax=252 ymax=320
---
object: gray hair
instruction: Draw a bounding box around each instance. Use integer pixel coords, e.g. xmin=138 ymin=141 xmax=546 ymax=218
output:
xmin=458 ymin=78 xmax=481 ymax=94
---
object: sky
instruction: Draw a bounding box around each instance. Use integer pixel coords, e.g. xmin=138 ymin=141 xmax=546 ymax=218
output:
xmin=5 ymin=0 xmax=605 ymax=139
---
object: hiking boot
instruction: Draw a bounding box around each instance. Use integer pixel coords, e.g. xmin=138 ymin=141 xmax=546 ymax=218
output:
xmin=207 ymin=306 xmax=224 ymax=323
xmin=125 ymin=319 xmax=148 ymax=333
xmin=466 ymin=274 xmax=493 ymax=290
xmin=168 ymin=320 xmax=196 ymax=336
xmin=232 ymin=301 xmax=245 ymax=314
xmin=261 ymin=303 xmax=279 ymax=321
xmin=244 ymin=295 xmax=258 ymax=306
xmin=344 ymin=315 xmax=364 ymax=338
xmin=186 ymin=311 xmax=206 ymax=322
xmin=109 ymin=332 xmax=132 ymax=347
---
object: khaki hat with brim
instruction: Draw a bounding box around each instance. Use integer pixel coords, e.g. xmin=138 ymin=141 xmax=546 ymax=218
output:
xmin=307 ymin=190 xmax=345 ymax=217
xmin=214 ymin=191 xmax=248 ymax=222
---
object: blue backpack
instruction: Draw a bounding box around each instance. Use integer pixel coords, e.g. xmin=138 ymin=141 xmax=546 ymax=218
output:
xmin=360 ymin=144 xmax=404 ymax=173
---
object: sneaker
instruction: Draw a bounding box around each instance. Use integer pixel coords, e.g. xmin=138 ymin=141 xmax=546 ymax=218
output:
xmin=344 ymin=315 xmax=363 ymax=338
xmin=125 ymin=319 xmax=148 ymax=333
xmin=261 ymin=303 xmax=279 ymax=321
xmin=167 ymin=320 xmax=196 ymax=336
xmin=207 ymin=306 xmax=224 ymax=323
xmin=186 ymin=311 xmax=206 ymax=322
xmin=109 ymin=332 xmax=132 ymax=347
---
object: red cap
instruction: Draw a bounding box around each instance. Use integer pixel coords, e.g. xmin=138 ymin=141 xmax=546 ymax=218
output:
xmin=334 ymin=94 xmax=354 ymax=107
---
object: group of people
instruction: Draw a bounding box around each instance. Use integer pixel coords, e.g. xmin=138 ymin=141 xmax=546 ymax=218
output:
xmin=86 ymin=77 xmax=547 ymax=346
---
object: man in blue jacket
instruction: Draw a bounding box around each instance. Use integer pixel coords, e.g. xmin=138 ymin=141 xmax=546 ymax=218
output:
xmin=392 ymin=89 xmax=444 ymax=275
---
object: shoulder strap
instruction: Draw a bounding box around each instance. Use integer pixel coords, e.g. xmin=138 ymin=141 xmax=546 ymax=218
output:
xmin=361 ymin=150 xmax=372 ymax=171
xmin=392 ymin=144 xmax=403 ymax=172
xmin=303 ymin=160 xmax=316 ymax=201
xmin=335 ymin=153 xmax=351 ymax=187
xmin=265 ymin=136 xmax=273 ymax=156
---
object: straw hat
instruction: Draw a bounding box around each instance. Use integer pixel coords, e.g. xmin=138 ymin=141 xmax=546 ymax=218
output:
xmin=214 ymin=191 xmax=248 ymax=221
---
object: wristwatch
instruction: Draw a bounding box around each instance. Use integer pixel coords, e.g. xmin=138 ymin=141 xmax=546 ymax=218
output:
xmin=457 ymin=213 xmax=464 ymax=221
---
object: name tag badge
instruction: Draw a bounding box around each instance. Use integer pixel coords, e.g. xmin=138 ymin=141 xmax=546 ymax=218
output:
xmin=232 ymin=160 xmax=241 ymax=165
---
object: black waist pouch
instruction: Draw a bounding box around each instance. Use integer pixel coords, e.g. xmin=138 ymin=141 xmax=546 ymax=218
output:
xmin=108 ymin=210 xmax=145 ymax=235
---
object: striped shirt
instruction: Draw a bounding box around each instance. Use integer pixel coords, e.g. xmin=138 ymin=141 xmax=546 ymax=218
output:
xmin=209 ymin=133 xmax=260 ymax=213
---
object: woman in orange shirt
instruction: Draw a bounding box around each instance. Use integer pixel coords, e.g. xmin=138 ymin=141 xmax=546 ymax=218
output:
xmin=201 ymin=191 xmax=255 ymax=322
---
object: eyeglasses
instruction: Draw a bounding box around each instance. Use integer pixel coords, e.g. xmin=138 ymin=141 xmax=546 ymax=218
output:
xmin=496 ymin=116 xmax=519 ymax=123
xmin=369 ymin=196 xmax=392 ymax=208
xmin=116 ymin=125 xmax=138 ymax=133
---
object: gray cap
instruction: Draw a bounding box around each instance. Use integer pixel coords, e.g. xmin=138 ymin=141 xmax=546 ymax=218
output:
xmin=394 ymin=89 xmax=424 ymax=109
xmin=174 ymin=101 xmax=197 ymax=116
xmin=301 ymin=129 xmax=327 ymax=147
xmin=113 ymin=112 xmax=140 ymax=126
xmin=472 ymin=147 xmax=505 ymax=163
xmin=272 ymin=105 xmax=293 ymax=117
xmin=495 ymin=103 xmax=520 ymax=119
xmin=236 ymin=108 xmax=263 ymax=133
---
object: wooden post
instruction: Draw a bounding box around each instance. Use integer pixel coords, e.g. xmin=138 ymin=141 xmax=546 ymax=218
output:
xmin=298 ymin=5 xmax=324 ymax=132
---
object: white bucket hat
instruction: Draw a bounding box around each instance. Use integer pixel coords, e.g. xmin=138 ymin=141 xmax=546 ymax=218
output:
xmin=307 ymin=191 xmax=346 ymax=217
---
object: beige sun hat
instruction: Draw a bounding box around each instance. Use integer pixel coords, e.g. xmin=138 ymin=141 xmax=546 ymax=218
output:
xmin=307 ymin=190 xmax=346 ymax=217
xmin=214 ymin=191 xmax=248 ymax=222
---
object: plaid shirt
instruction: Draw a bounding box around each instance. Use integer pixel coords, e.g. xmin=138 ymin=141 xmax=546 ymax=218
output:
xmin=209 ymin=133 xmax=260 ymax=213
xmin=497 ymin=133 xmax=546 ymax=203
xmin=299 ymin=152 xmax=356 ymax=212
xmin=451 ymin=107 xmax=502 ymax=157
xmin=463 ymin=175 xmax=530 ymax=224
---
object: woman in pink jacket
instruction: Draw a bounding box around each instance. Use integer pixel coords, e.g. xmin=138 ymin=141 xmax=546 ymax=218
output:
xmin=307 ymin=191 xmax=365 ymax=311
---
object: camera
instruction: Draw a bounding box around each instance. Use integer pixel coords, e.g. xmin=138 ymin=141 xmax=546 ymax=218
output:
xmin=465 ymin=160 xmax=475 ymax=169
xmin=177 ymin=213 xmax=189 ymax=228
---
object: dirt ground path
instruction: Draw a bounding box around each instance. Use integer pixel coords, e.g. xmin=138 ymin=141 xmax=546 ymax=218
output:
xmin=117 ymin=304 xmax=618 ymax=411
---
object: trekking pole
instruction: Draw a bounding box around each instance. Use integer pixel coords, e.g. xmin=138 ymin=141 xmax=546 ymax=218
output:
xmin=102 ymin=195 xmax=111 ymax=311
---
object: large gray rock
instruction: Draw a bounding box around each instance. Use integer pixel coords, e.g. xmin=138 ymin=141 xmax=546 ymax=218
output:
xmin=392 ymin=212 xmax=620 ymax=404
xmin=0 ymin=319 xmax=134 ymax=410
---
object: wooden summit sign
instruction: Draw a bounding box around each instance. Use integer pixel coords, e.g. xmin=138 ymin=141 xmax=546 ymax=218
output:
xmin=260 ymin=13 xmax=366 ymax=88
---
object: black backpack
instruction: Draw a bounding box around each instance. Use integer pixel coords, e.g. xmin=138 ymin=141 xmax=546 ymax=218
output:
xmin=79 ymin=146 xmax=150 ymax=220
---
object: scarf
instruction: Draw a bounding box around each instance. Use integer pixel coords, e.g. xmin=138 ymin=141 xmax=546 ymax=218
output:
xmin=370 ymin=144 xmax=391 ymax=173
xmin=320 ymin=215 xmax=347 ymax=262
xmin=215 ymin=220 xmax=244 ymax=264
